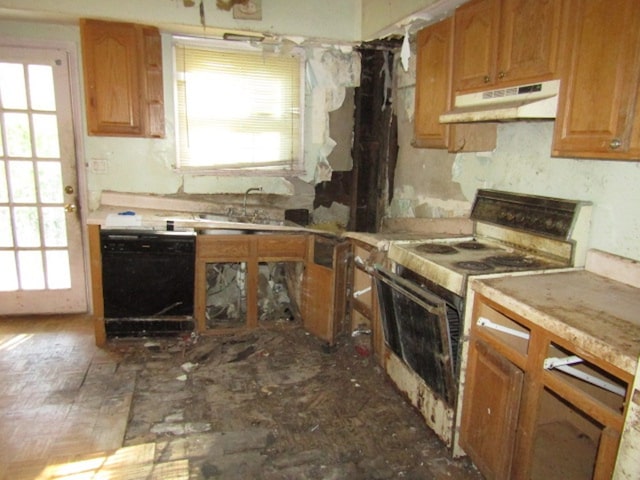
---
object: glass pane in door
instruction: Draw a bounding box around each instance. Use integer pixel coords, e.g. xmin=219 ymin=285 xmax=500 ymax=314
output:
xmin=0 ymin=50 xmax=86 ymax=313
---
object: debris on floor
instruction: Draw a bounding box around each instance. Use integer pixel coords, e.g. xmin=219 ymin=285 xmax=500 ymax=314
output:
xmin=110 ymin=324 xmax=483 ymax=479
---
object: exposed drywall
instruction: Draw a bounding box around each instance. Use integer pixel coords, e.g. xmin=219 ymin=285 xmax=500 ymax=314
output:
xmin=390 ymin=36 xmax=640 ymax=262
xmin=327 ymin=88 xmax=355 ymax=172
xmin=391 ymin=36 xmax=469 ymax=219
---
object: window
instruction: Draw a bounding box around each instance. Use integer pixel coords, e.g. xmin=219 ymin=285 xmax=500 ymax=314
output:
xmin=174 ymin=38 xmax=304 ymax=174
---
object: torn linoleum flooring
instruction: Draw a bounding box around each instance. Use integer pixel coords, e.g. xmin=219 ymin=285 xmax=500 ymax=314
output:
xmin=112 ymin=326 xmax=483 ymax=479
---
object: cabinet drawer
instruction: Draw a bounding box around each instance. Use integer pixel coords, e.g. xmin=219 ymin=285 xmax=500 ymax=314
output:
xmin=257 ymin=235 xmax=307 ymax=260
xmin=197 ymin=236 xmax=251 ymax=259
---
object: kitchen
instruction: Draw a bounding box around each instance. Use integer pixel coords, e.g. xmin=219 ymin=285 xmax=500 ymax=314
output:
xmin=1 ymin=0 xmax=640 ymax=479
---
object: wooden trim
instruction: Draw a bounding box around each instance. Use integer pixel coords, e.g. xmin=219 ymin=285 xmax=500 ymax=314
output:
xmin=87 ymin=225 xmax=106 ymax=346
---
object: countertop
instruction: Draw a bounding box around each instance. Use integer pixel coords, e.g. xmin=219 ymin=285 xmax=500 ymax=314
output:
xmin=470 ymin=250 xmax=640 ymax=376
xmin=88 ymin=207 xmax=474 ymax=244
xmin=87 ymin=207 xmax=328 ymax=235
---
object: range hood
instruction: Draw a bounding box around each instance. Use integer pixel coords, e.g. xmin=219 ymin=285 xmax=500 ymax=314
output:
xmin=440 ymin=79 xmax=560 ymax=123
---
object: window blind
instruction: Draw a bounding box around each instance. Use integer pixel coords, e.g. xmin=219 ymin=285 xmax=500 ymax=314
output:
xmin=174 ymin=42 xmax=303 ymax=172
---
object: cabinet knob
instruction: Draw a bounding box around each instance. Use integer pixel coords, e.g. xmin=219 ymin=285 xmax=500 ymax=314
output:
xmin=483 ymin=75 xmax=491 ymax=83
xmin=609 ymin=138 xmax=622 ymax=150
xmin=498 ymin=71 xmax=506 ymax=79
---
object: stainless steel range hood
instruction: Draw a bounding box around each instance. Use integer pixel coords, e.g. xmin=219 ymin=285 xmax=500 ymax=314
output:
xmin=440 ymin=79 xmax=560 ymax=123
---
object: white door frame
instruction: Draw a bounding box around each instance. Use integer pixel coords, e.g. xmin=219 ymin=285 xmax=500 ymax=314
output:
xmin=0 ymin=35 xmax=91 ymax=313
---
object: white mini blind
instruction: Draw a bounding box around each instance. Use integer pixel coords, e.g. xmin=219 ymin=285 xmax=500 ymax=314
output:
xmin=174 ymin=41 xmax=303 ymax=172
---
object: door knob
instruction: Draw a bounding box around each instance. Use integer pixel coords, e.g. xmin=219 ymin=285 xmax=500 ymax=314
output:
xmin=64 ymin=203 xmax=77 ymax=213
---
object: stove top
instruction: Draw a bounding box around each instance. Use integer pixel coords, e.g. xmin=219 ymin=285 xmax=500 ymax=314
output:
xmin=389 ymin=237 xmax=569 ymax=296
xmin=387 ymin=190 xmax=592 ymax=296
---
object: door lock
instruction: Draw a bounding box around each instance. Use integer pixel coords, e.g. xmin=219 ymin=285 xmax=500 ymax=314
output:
xmin=65 ymin=185 xmax=75 ymax=194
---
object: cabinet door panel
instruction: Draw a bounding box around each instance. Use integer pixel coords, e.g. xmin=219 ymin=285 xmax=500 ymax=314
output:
xmin=498 ymin=0 xmax=564 ymax=84
xmin=81 ymin=20 xmax=143 ymax=135
xmin=552 ymin=0 xmax=640 ymax=159
xmin=302 ymin=263 xmax=334 ymax=343
xmin=414 ymin=18 xmax=452 ymax=148
xmin=460 ymin=338 xmax=523 ymax=480
xmin=453 ymin=0 xmax=500 ymax=92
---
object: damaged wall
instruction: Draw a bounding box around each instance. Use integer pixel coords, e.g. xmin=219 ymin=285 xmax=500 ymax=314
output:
xmin=390 ymin=32 xmax=640 ymax=261
xmin=0 ymin=17 xmax=360 ymax=214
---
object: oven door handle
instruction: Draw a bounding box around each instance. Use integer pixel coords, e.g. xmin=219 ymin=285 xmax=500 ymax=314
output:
xmin=371 ymin=264 xmax=448 ymax=313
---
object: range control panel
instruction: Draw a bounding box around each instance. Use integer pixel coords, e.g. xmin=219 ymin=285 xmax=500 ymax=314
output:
xmin=471 ymin=189 xmax=592 ymax=240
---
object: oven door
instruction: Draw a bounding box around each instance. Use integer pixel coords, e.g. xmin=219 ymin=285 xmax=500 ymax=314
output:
xmin=373 ymin=264 xmax=458 ymax=406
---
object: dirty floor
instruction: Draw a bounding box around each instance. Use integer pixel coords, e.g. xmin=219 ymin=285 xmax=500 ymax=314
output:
xmin=0 ymin=316 xmax=483 ymax=479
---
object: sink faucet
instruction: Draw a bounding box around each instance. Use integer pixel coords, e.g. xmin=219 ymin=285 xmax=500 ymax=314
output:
xmin=243 ymin=187 xmax=263 ymax=216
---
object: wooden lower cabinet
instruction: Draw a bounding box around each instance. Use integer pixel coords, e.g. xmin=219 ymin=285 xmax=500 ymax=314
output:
xmin=349 ymin=240 xmax=383 ymax=363
xmin=460 ymin=338 xmax=523 ymax=480
xmin=195 ymin=234 xmax=308 ymax=334
xmin=461 ymin=294 xmax=629 ymax=480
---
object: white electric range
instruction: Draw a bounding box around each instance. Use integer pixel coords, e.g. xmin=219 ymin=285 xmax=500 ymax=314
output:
xmin=373 ymin=189 xmax=593 ymax=449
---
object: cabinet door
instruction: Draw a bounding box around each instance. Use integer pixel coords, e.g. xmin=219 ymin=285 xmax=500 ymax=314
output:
xmin=302 ymin=262 xmax=335 ymax=343
xmin=414 ymin=19 xmax=498 ymax=152
xmin=552 ymin=0 xmax=640 ymax=159
xmin=414 ymin=18 xmax=453 ymax=148
xmin=460 ymin=338 xmax=524 ymax=480
xmin=301 ymin=238 xmax=349 ymax=346
xmin=81 ymin=19 xmax=143 ymax=136
xmin=497 ymin=0 xmax=565 ymax=85
xmin=141 ymin=26 xmax=165 ymax=138
xmin=453 ymin=0 xmax=500 ymax=93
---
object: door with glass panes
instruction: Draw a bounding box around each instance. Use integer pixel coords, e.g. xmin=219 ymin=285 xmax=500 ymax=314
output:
xmin=0 ymin=45 xmax=87 ymax=314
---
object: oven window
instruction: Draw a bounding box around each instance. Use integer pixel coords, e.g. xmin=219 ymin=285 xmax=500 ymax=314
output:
xmin=374 ymin=266 xmax=459 ymax=405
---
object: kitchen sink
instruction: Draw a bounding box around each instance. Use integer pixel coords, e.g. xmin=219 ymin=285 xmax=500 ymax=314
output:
xmin=197 ymin=213 xmax=296 ymax=234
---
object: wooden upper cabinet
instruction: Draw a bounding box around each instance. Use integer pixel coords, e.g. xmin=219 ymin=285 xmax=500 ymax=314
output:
xmin=414 ymin=18 xmax=497 ymax=152
xmin=414 ymin=17 xmax=454 ymax=148
xmin=453 ymin=0 xmax=566 ymax=93
xmin=81 ymin=19 xmax=165 ymax=138
xmin=497 ymin=0 xmax=565 ymax=85
xmin=552 ymin=0 xmax=640 ymax=160
xmin=452 ymin=0 xmax=500 ymax=93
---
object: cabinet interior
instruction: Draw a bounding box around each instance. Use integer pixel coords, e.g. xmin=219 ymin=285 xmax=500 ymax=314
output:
xmin=475 ymin=302 xmax=530 ymax=358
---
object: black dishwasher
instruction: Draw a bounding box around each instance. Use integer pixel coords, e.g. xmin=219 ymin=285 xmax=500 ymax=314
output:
xmin=100 ymin=229 xmax=196 ymax=337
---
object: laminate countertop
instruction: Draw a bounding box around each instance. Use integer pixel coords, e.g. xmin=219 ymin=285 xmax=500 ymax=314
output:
xmin=470 ymin=250 xmax=640 ymax=376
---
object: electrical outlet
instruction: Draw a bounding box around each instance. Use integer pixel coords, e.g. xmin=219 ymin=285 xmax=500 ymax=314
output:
xmin=90 ymin=158 xmax=108 ymax=174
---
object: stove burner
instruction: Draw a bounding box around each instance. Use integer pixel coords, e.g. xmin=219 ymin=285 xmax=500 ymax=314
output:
xmin=455 ymin=261 xmax=494 ymax=271
xmin=485 ymin=254 xmax=542 ymax=268
xmin=414 ymin=243 xmax=458 ymax=255
xmin=455 ymin=241 xmax=488 ymax=250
